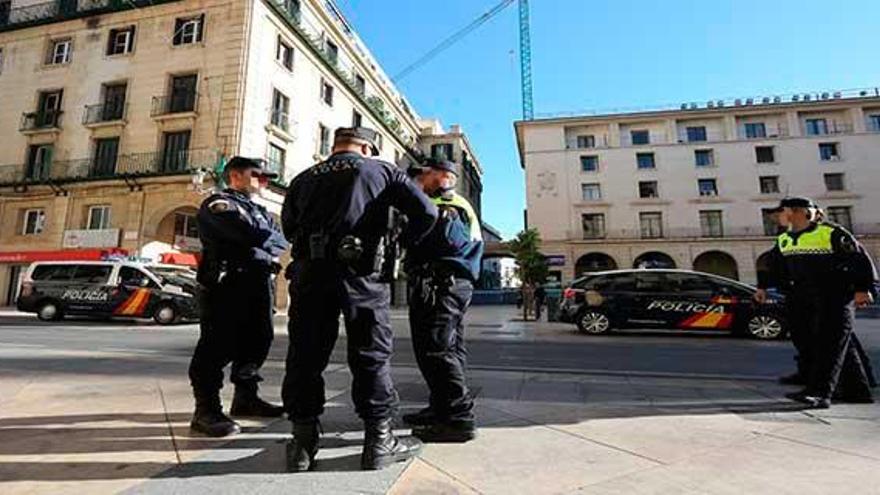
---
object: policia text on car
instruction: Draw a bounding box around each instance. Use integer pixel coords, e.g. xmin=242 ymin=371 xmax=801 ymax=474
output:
xmin=756 ymin=196 xmax=878 ymax=409
xmin=281 ymin=128 xmax=438 ymax=471
xmin=189 ymin=157 xmax=289 ymax=437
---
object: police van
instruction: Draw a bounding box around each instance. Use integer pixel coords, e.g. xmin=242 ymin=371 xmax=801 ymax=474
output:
xmin=558 ymin=269 xmax=786 ymax=340
xmin=17 ymin=261 xmax=200 ymax=325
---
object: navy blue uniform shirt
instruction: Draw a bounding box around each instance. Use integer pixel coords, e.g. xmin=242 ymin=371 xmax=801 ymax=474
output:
xmin=282 ymin=152 xmax=438 ymax=258
xmin=198 ymin=189 xmax=288 ymax=267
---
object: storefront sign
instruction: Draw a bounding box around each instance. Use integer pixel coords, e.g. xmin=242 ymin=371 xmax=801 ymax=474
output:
xmin=0 ymin=248 xmax=128 ymax=263
xmin=63 ymin=229 xmax=121 ymax=249
xmin=545 ymin=255 xmax=566 ymax=267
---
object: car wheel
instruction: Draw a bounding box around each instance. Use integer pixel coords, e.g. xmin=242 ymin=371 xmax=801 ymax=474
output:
xmin=153 ymin=303 xmax=178 ymax=325
xmin=577 ymin=310 xmax=612 ymax=335
xmin=36 ymin=300 xmax=63 ymax=322
xmin=747 ymin=314 xmax=784 ymax=340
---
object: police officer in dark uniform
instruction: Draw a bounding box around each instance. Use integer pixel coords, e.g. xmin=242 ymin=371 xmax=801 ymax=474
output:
xmin=189 ymin=156 xmax=289 ymax=437
xmin=402 ymin=158 xmax=484 ymax=443
xmin=755 ymin=196 xmax=877 ymax=408
xmin=757 ymin=204 xmax=810 ymax=385
xmin=281 ymin=128 xmax=438 ymax=472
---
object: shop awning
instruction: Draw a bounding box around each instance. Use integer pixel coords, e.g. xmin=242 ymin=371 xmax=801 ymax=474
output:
xmin=0 ymin=248 xmax=128 ymax=264
xmin=160 ymin=252 xmax=200 ymax=267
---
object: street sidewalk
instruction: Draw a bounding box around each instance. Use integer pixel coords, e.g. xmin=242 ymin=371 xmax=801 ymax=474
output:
xmin=1 ymin=310 xmax=879 ymax=494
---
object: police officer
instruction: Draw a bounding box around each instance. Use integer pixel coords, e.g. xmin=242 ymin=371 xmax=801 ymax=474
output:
xmin=755 ymin=196 xmax=877 ymax=408
xmin=402 ymin=158 xmax=483 ymax=443
xmin=757 ymin=204 xmax=810 ymax=385
xmin=281 ymin=128 xmax=438 ymax=472
xmin=189 ymin=156 xmax=289 ymax=437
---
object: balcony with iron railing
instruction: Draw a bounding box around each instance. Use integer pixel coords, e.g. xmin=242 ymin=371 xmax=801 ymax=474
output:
xmin=151 ymin=93 xmax=198 ymax=117
xmin=268 ymin=0 xmax=411 ymax=143
xmin=567 ymin=223 xmax=880 ymax=241
xmin=567 ymin=225 xmax=790 ymax=241
xmin=82 ymin=102 xmax=127 ymax=125
xmin=620 ymin=132 xmax=669 ymax=147
xmin=0 ymin=0 xmax=159 ymax=31
xmin=564 ymin=135 xmax=610 ymax=150
xmin=736 ymin=123 xmax=790 ymax=140
xmin=675 ymin=129 xmax=727 ymax=144
xmin=802 ymin=121 xmax=854 ymax=137
xmin=20 ymin=110 xmax=63 ymax=132
xmin=0 ymin=148 xmax=218 ymax=186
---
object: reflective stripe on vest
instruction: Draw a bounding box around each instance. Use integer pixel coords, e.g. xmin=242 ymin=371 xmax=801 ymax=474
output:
xmin=777 ymin=224 xmax=833 ymax=256
xmin=432 ymin=192 xmax=482 ymax=242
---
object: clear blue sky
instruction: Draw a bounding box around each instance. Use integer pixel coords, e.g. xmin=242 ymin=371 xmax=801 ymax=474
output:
xmin=337 ymin=0 xmax=880 ymax=239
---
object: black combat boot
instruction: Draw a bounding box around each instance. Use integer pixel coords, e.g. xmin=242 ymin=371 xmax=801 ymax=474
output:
xmin=402 ymin=407 xmax=436 ymax=426
xmin=414 ymin=420 xmax=477 ymax=443
xmin=190 ymin=395 xmax=241 ymax=437
xmin=286 ymin=419 xmax=320 ymax=472
xmin=230 ymin=384 xmax=284 ymax=418
xmin=361 ymin=418 xmax=423 ymax=471
xmin=785 ymin=390 xmax=831 ymax=409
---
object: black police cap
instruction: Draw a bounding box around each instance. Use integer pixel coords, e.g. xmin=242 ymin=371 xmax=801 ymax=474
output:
xmin=778 ymin=196 xmax=817 ymax=209
xmin=422 ymin=157 xmax=458 ymax=175
xmin=334 ymin=127 xmax=380 ymax=156
xmin=225 ymin=156 xmax=278 ymax=178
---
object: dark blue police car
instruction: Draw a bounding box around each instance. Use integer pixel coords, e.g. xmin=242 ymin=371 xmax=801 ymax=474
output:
xmin=558 ymin=269 xmax=786 ymax=339
xmin=17 ymin=261 xmax=200 ymax=325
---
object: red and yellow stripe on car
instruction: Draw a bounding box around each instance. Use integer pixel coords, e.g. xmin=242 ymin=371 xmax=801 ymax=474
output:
xmin=114 ymin=288 xmax=152 ymax=316
xmin=679 ymin=312 xmax=734 ymax=329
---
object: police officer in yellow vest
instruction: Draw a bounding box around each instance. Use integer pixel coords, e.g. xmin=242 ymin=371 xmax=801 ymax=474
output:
xmin=403 ymin=158 xmax=484 ymax=442
xmin=755 ymin=197 xmax=877 ymax=408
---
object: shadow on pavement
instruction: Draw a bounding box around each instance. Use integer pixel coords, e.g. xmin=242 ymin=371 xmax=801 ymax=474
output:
xmin=0 ymin=377 xmax=815 ymax=484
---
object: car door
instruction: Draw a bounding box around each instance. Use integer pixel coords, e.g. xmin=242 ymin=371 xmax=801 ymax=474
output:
xmin=114 ymin=266 xmax=159 ymax=317
xmin=661 ymin=272 xmax=728 ymax=330
xmin=65 ymin=264 xmax=115 ymax=315
xmin=629 ymin=272 xmax=673 ymax=328
xmin=707 ymin=276 xmax=756 ymax=331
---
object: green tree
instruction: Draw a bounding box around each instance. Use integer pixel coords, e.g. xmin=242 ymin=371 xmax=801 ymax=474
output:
xmin=507 ymin=228 xmax=549 ymax=320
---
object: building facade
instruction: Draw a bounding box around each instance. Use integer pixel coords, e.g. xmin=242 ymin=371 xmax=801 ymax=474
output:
xmin=515 ymin=90 xmax=880 ymax=285
xmin=0 ymin=0 xmax=428 ymax=306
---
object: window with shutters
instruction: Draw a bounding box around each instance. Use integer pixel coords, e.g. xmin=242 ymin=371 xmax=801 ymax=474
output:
xmin=173 ymin=15 xmax=204 ymax=46
xmin=107 ymin=26 xmax=136 ymax=55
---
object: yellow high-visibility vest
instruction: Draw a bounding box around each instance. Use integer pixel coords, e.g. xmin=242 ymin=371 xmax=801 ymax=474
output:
xmin=432 ymin=192 xmax=482 ymax=242
xmin=777 ymin=224 xmax=834 ymax=256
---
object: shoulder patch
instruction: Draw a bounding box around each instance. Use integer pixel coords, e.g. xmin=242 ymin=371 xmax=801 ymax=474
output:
xmin=208 ymin=199 xmax=231 ymax=213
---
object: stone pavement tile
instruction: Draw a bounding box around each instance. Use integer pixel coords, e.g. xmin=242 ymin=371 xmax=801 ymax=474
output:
xmin=548 ymin=412 xmax=788 ymax=465
xmin=417 ymin=420 xmax=657 ymax=495
xmin=576 ymin=434 xmax=880 ymax=495
xmin=387 ymin=458 xmax=481 ymax=495
xmin=757 ymin=416 xmax=880 ymax=461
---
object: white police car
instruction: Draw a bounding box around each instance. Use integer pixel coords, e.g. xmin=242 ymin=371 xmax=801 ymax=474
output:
xmin=558 ymin=269 xmax=786 ymax=339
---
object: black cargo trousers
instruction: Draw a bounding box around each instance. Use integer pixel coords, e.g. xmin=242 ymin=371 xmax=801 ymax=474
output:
xmin=189 ymin=269 xmax=275 ymax=400
xmin=282 ymin=259 xmax=398 ymax=420
xmin=806 ymin=296 xmax=873 ymax=400
xmin=408 ymin=272 xmax=475 ymax=422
